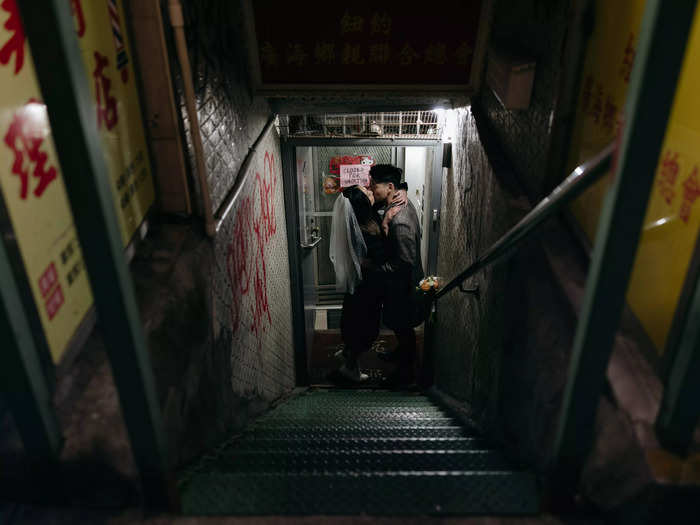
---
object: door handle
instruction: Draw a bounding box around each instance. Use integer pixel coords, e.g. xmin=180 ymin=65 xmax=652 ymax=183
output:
xmin=301 ymin=237 xmax=322 ymax=249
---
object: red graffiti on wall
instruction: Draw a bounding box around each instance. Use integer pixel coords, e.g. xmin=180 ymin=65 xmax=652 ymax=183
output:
xmin=226 ymin=151 xmax=278 ymax=340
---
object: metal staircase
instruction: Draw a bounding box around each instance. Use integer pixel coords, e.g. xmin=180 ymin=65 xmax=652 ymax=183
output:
xmin=178 ymin=389 xmax=539 ymax=516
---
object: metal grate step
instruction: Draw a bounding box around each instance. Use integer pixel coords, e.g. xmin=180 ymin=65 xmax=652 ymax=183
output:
xmin=266 ymin=407 xmax=447 ymax=417
xmin=179 ymin=389 xmax=539 ymax=516
xmin=211 ymin=450 xmax=510 ymax=473
xmin=296 ymin=390 xmax=430 ymax=399
xmin=229 ymin=437 xmax=488 ymax=452
xmin=242 ymin=426 xmax=472 ymax=439
xmin=278 ymin=402 xmax=441 ymax=410
xmin=181 ymin=471 xmax=539 ymax=515
xmin=251 ymin=418 xmax=458 ymax=429
xmin=257 ymin=411 xmax=450 ymax=422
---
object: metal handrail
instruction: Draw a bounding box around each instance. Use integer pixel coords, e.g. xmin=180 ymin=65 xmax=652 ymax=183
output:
xmin=435 ymin=143 xmax=615 ymax=300
xmin=214 ymin=114 xmax=278 ymax=233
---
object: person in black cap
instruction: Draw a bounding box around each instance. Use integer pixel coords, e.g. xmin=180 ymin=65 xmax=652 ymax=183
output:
xmin=369 ymin=164 xmax=424 ymax=386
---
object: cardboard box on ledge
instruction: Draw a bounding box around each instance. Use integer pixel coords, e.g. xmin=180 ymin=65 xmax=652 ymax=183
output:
xmin=486 ymin=46 xmax=536 ymax=110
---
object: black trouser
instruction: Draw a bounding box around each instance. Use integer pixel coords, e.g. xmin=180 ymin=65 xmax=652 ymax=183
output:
xmin=340 ymin=280 xmax=382 ymax=366
xmin=394 ymin=326 xmax=416 ymax=368
xmin=383 ymin=283 xmax=417 ymax=377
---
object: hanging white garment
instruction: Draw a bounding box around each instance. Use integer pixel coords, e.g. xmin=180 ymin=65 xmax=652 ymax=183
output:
xmin=329 ymin=194 xmax=366 ymax=294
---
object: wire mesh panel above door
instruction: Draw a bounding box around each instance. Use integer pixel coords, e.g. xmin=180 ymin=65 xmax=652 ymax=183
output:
xmin=279 ymin=111 xmax=444 ymax=140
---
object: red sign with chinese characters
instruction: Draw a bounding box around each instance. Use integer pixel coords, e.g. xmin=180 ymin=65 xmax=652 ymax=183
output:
xmin=45 ymin=284 xmax=64 ymax=320
xmin=251 ymin=0 xmax=485 ymax=86
xmin=38 ymin=262 xmax=64 ymax=320
xmin=329 ymin=155 xmax=373 ymax=175
xmin=39 ymin=262 xmax=58 ymax=298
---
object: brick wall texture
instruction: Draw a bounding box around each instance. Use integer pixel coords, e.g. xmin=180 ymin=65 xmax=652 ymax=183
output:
xmin=177 ymin=0 xmax=294 ymax=399
xmin=431 ymin=0 xmax=576 ymax=463
xmin=211 ymin=129 xmax=295 ymax=400
xmin=144 ymin=0 xmax=295 ymax=464
xmin=433 ymin=107 xmax=511 ymax=420
xmin=480 ymin=0 xmax=572 ymax=200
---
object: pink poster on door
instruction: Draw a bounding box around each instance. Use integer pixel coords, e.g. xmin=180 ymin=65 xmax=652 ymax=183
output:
xmin=340 ymin=164 xmax=371 ymax=188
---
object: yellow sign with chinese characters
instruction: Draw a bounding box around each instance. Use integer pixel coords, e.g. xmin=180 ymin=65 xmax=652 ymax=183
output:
xmin=627 ymin=6 xmax=700 ymax=353
xmin=0 ymin=1 xmax=93 ymax=363
xmin=567 ymin=0 xmax=645 ymax=239
xmin=74 ymin=0 xmax=155 ymax=245
xmin=568 ymin=0 xmax=700 ymax=354
xmin=0 ymin=0 xmax=155 ymax=362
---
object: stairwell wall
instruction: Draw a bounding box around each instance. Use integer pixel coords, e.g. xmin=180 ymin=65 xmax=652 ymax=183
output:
xmin=480 ymin=0 xmax=574 ymax=200
xmin=140 ymin=0 xmax=295 ymax=465
xmin=432 ymin=2 xmax=668 ymax=504
xmin=431 ymin=0 xmax=581 ymax=469
xmin=432 ymin=106 xmax=580 ymax=475
xmin=432 ymin=107 xmax=511 ymax=423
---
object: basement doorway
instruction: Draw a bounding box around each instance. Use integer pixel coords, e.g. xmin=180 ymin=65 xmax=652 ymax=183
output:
xmin=280 ymin=111 xmax=446 ymax=385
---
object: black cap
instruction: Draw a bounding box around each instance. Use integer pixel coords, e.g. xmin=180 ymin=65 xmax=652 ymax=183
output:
xmin=369 ymin=164 xmax=402 ymax=186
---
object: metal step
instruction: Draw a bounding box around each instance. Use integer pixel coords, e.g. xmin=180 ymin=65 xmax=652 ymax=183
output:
xmin=287 ymin=391 xmax=432 ymax=399
xmin=213 ymin=450 xmax=510 ymax=472
xmin=180 ymin=471 xmax=539 ymax=515
xmin=179 ymin=389 xmax=539 ymax=516
xmin=269 ymin=402 xmax=444 ymax=409
xmin=230 ymin=437 xmax=487 ymax=452
xmin=243 ymin=427 xmax=472 ymax=439
xmin=266 ymin=407 xmax=447 ymax=417
xmin=257 ymin=411 xmax=450 ymax=422
xmin=297 ymin=390 xmax=430 ymax=399
xmin=251 ymin=418 xmax=458 ymax=429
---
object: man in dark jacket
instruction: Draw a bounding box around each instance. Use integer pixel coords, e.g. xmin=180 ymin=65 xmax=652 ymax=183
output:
xmin=370 ymin=164 xmax=424 ymax=385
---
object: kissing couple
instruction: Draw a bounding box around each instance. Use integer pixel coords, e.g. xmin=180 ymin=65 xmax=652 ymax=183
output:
xmin=330 ymin=164 xmax=424 ymax=387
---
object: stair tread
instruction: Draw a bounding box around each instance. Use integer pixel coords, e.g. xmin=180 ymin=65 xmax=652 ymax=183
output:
xmin=244 ymin=427 xmax=474 ymax=438
xmin=181 ymin=470 xmax=539 ymax=515
xmin=268 ymin=408 xmax=447 ymax=415
xmin=179 ymin=389 xmax=539 ymax=516
xmin=251 ymin=419 xmax=458 ymax=428
xmin=231 ymin=437 xmax=487 ymax=451
xmin=262 ymin=411 xmax=449 ymax=418
xmin=290 ymin=400 xmax=437 ymax=406
xmin=280 ymin=403 xmax=440 ymax=408
xmin=209 ymin=449 xmax=511 ymax=472
xmin=187 ymin=469 xmax=532 ymax=477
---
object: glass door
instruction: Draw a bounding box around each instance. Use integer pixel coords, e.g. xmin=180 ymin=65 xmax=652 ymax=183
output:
xmin=310 ymin=146 xmax=397 ymax=306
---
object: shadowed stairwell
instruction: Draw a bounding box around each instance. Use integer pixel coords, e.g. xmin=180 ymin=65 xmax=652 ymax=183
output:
xmin=177 ymin=389 xmax=539 ymax=516
xmin=4 ymin=1 xmax=700 ymax=522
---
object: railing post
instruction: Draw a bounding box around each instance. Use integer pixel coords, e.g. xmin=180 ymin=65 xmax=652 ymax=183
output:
xmin=553 ymin=0 xmax=699 ymax=487
xmin=0 ymin=238 xmax=62 ymax=460
xmin=656 ymin=268 xmax=700 ymax=454
xmin=16 ymin=0 xmax=171 ymax=506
